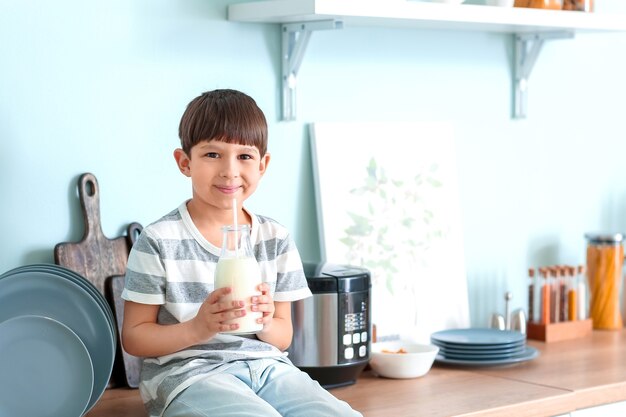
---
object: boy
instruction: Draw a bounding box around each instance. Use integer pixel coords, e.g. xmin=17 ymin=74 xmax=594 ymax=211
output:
xmin=121 ymin=89 xmax=362 ymax=417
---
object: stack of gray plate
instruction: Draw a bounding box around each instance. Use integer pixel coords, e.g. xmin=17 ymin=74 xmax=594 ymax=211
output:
xmin=431 ymin=328 xmax=539 ymax=366
xmin=0 ymin=264 xmax=116 ymax=417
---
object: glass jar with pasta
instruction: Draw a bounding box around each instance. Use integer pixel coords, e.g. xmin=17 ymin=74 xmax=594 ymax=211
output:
xmin=584 ymin=233 xmax=624 ymax=330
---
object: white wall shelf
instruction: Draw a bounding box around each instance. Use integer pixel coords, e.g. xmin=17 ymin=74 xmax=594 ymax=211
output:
xmin=228 ymin=0 xmax=626 ymax=120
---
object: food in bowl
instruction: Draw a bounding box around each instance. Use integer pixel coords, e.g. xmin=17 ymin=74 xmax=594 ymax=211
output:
xmin=370 ymin=341 xmax=439 ymax=379
xmin=381 ymin=348 xmax=408 ymax=354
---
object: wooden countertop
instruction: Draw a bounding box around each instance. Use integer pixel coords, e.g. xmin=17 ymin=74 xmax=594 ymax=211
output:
xmin=86 ymin=330 xmax=626 ymax=417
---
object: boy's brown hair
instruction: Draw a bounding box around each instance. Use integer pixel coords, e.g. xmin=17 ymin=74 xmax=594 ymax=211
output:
xmin=178 ymin=89 xmax=268 ymax=157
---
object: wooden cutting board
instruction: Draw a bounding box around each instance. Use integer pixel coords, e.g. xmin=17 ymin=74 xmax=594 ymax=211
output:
xmin=108 ymin=274 xmax=142 ymax=388
xmin=54 ymin=173 xmax=130 ymax=295
xmin=55 ymin=173 xmax=144 ymax=388
xmin=107 ymin=222 xmax=143 ymax=388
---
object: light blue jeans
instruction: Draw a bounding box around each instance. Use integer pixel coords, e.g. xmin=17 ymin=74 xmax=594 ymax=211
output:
xmin=162 ymin=358 xmax=362 ymax=417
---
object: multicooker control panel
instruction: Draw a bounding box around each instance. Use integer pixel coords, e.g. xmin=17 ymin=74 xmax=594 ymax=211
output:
xmin=339 ymin=295 xmax=369 ymax=364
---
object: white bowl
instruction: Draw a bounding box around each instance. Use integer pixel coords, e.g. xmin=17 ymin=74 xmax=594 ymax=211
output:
xmin=369 ymin=341 xmax=439 ymax=379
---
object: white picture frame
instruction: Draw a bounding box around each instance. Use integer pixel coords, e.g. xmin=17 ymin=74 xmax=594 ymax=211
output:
xmin=310 ymin=122 xmax=470 ymax=342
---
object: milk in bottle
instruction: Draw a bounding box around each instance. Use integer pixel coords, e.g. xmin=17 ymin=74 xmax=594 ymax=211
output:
xmin=214 ymin=224 xmax=263 ymax=334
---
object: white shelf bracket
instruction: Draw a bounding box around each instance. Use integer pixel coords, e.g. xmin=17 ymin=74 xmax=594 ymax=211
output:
xmin=282 ymin=20 xmax=343 ymax=121
xmin=513 ymin=31 xmax=574 ymax=119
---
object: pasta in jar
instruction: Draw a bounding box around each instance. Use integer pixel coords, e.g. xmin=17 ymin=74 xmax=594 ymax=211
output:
xmin=585 ymin=233 xmax=624 ymax=330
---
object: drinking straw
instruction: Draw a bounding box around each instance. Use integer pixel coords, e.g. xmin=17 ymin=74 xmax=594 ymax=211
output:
xmin=232 ymin=198 xmax=239 ymax=257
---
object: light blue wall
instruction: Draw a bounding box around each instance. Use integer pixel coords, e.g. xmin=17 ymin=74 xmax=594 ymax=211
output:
xmin=2 ymin=0 xmax=626 ymax=326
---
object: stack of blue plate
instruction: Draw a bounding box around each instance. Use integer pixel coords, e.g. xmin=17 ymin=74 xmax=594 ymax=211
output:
xmin=0 ymin=264 xmax=116 ymax=417
xmin=431 ymin=328 xmax=539 ymax=366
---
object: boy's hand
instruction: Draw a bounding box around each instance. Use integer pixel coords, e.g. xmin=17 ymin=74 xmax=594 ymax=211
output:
xmin=251 ymin=282 xmax=275 ymax=326
xmin=191 ymin=287 xmax=245 ymax=341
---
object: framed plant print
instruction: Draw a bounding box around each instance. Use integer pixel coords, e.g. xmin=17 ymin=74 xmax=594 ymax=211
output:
xmin=310 ymin=122 xmax=470 ymax=341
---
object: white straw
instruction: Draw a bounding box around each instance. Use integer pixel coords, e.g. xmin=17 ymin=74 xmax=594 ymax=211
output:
xmin=232 ymin=198 xmax=239 ymax=257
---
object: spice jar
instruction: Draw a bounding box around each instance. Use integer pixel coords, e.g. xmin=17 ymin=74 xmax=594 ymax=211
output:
xmin=562 ymin=0 xmax=594 ymax=11
xmin=514 ymin=0 xmax=563 ymax=9
xmin=585 ymin=233 xmax=624 ymax=330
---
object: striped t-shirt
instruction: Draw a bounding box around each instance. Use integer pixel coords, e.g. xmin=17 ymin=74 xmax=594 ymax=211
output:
xmin=122 ymin=201 xmax=312 ymax=417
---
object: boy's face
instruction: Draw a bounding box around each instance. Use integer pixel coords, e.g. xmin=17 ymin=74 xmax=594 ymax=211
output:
xmin=174 ymin=139 xmax=270 ymax=212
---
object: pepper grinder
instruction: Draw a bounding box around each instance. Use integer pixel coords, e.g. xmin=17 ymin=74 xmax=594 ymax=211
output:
xmin=489 ymin=291 xmax=527 ymax=334
xmin=504 ymin=291 xmax=513 ymax=330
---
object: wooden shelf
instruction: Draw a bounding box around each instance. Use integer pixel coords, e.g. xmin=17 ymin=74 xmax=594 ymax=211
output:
xmin=228 ymin=0 xmax=626 ymax=33
xmin=227 ymin=1 xmax=626 ymax=121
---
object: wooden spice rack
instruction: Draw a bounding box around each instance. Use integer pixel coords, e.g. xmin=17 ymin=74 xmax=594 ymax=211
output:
xmin=526 ymin=319 xmax=592 ymax=343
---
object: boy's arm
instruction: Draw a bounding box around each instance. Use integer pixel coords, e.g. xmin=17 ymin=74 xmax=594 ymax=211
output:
xmin=122 ymin=301 xmax=199 ymax=357
xmin=256 ymin=301 xmax=293 ymax=351
xmin=122 ymin=287 xmax=245 ymax=357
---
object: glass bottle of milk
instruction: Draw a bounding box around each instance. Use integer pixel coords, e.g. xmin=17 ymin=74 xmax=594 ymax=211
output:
xmin=214 ymin=224 xmax=263 ymax=334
